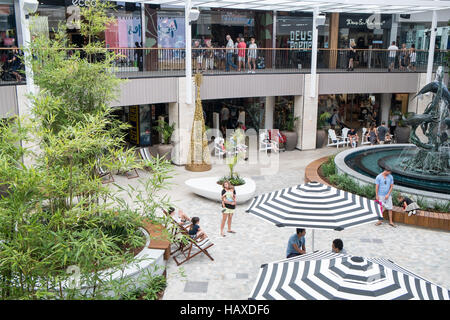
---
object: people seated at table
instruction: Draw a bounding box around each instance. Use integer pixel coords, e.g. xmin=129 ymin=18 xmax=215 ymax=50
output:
xmin=331 ymin=239 xmax=347 ymax=254
xmin=286 ymin=228 xmax=306 ymax=258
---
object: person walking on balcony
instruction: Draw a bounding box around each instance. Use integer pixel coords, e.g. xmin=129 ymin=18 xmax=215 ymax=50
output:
xmin=408 ymin=44 xmax=417 ymax=72
xmin=247 ymin=37 xmax=257 ymax=73
xmin=347 ymin=41 xmax=356 ymax=71
xmin=204 ymin=40 xmax=214 ymax=71
xmin=237 ymin=38 xmax=247 ymax=72
xmin=399 ymin=43 xmax=408 ymax=71
xmin=225 ymin=35 xmax=237 ymax=72
xmin=387 ymin=41 xmax=398 ymax=72
xmin=192 ymin=40 xmax=203 ymax=73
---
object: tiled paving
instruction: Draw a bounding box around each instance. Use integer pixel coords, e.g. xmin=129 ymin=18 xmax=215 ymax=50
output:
xmin=111 ymin=147 xmax=450 ymax=300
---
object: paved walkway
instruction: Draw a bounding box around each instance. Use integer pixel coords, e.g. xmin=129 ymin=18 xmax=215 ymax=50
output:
xmin=113 ymin=147 xmax=450 ymax=300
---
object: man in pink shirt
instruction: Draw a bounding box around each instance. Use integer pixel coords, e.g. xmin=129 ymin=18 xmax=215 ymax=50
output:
xmin=237 ymin=38 xmax=246 ymax=72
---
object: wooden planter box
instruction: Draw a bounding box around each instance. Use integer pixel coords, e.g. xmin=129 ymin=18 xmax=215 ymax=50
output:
xmin=142 ymin=220 xmax=171 ymax=261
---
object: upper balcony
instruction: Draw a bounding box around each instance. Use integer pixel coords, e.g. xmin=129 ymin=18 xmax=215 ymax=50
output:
xmin=1 ymin=47 xmax=447 ymax=87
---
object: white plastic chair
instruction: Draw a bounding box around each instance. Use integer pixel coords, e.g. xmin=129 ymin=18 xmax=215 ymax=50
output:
xmin=259 ymin=131 xmax=278 ymax=154
xmin=327 ymin=129 xmax=347 ymax=148
xmin=214 ymin=137 xmax=226 ymax=158
xmin=341 ymin=127 xmax=350 ymax=147
xmin=361 ymin=127 xmax=370 ymax=145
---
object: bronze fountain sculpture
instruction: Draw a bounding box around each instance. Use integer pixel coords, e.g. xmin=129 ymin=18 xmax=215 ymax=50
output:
xmin=402 ymin=66 xmax=450 ymax=176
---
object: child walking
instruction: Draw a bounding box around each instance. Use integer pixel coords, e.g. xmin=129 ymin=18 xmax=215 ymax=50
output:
xmin=397 ymin=195 xmax=420 ymax=216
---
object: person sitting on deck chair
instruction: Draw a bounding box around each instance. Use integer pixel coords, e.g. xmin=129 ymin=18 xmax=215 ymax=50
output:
xmin=286 ymin=228 xmax=306 ymax=258
xmin=168 ymin=207 xmax=191 ymax=225
xmin=188 ymin=217 xmax=207 ymax=242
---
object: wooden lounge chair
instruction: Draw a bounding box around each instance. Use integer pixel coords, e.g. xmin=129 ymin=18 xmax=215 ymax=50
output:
xmin=172 ymin=235 xmax=214 ymax=266
xmin=139 ymin=147 xmax=153 ymax=170
xmin=162 ymin=209 xmax=192 ymax=255
xmin=117 ymin=155 xmax=139 ymax=179
xmin=96 ymin=159 xmax=114 ymax=184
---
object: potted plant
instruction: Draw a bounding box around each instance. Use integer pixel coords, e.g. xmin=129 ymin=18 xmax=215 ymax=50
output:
xmin=217 ymin=140 xmax=246 ymax=186
xmin=316 ymin=111 xmax=331 ymax=148
xmin=153 ymin=119 xmax=175 ymax=161
xmin=395 ymin=112 xmax=411 ymax=143
xmin=280 ymin=113 xmax=299 ymax=151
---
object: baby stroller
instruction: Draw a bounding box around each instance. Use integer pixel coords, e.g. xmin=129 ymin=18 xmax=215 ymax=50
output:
xmin=256 ymin=56 xmax=265 ymax=69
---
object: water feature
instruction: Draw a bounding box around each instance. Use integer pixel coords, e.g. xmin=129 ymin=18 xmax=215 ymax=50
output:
xmin=336 ymin=66 xmax=450 ymax=200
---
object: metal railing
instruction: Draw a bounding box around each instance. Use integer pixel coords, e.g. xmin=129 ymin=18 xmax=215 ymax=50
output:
xmin=1 ymin=47 xmax=447 ymax=85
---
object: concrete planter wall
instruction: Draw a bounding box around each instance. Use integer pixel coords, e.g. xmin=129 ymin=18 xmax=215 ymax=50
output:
xmin=40 ymin=228 xmax=166 ymax=298
xmin=185 ymin=177 xmax=256 ymax=204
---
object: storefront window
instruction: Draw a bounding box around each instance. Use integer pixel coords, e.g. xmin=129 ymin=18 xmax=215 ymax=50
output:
xmin=0 ymin=0 xmax=16 ymax=47
xmin=318 ymin=94 xmax=381 ymax=129
xmin=192 ymin=9 xmax=256 ymax=47
xmin=338 ymin=13 xmax=391 ymax=49
xmin=34 ymin=1 xmax=141 ymax=47
xmin=274 ymin=96 xmax=294 ymax=130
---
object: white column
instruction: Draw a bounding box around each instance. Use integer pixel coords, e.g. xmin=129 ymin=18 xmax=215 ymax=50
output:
xmin=265 ymin=96 xmax=275 ymax=130
xmin=171 ymin=77 xmax=195 ymax=165
xmin=213 ymin=112 xmax=219 ymax=129
xmin=298 ymin=74 xmax=319 ymax=150
xmin=380 ymin=93 xmax=391 ymax=124
xmin=185 ymin=0 xmax=192 ymax=105
xmin=310 ymin=7 xmax=319 ymax=98
xmin=426 ymin=10 xmax=437 ymax=84
xmin=18 ymin=0 xmax=35 ymax=97
xmin=389 ymin=14 xmax=398 ymax=45
xmin=294 ymin=95 xmax=304 ymax=149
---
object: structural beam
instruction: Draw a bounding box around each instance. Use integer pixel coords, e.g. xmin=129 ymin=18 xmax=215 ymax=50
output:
xmin=310 ymin=7 xmax=319 ymax=98
xmin=185 ymin=0 xmax=192 ymax=105
xmin=426 ymin=10 xmax=437 ymax=84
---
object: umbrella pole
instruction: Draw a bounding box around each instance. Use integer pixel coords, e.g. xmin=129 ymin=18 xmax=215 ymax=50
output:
xmin=312 ymin=229 xmax=315 ymax=252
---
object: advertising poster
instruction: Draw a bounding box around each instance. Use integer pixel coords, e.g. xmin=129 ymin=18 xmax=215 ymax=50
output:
xmin=157 ymin=15 xmax=185 ymax=49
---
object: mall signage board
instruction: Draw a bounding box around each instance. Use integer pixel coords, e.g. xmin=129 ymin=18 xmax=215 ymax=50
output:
xmin=339 ymin=14 xmax=392 ymax=30
xmin=278 ymin=16 xmax=313 ymax=49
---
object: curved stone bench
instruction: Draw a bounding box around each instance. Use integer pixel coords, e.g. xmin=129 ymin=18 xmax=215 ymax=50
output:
xmin=185 ymin=177 xmax=256 ymax=204
xmin=305 ymin=156 xmax=450 ymax=231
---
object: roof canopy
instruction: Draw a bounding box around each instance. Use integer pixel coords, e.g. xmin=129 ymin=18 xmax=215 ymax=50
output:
xmin=127 ymin=0 xmax=450 ymax=14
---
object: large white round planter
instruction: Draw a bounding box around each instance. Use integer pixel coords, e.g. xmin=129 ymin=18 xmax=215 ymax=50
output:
xmin=185 ymin=177 xmax=256 ymax=204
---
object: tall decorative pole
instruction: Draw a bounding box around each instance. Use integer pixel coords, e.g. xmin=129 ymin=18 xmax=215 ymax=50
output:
xmin=185 ymin=73 xmax=212 ymax=172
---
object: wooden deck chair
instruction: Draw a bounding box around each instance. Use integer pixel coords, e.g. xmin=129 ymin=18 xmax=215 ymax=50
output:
xmin=139 ymin=147 xmax=153 ymax=170
xmin=118 ymin=155 xmax=139 ymax=179
xmin=96 ymin=158 xmax=114 ymax=184
xmin=162 ymin=210 xmax=192 ymax=255
xmin=172 ymin=235 xmax=214 ymax=266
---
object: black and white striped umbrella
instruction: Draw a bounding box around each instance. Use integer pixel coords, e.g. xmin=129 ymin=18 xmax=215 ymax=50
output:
xmin=246 ymin=181 xmax=383 ymax=231
xmin=249 ymin=250 xmax=450 ymax=300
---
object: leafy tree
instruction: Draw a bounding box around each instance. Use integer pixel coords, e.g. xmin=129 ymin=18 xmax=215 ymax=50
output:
xmin=0 ymin=1 xmax=177 ymax=299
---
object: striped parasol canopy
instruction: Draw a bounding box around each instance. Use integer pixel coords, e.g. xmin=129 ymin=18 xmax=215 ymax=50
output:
xmin=249 ymin=251 xmax=450 ymax=300
xmin=245 ymin=181 xmax=383 ymax=231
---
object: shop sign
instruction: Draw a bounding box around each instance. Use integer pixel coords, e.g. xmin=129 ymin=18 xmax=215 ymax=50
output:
xmin=128 ymin=106 xmax=140 ymax=145
xmin=339 ymin=14 xmax=391 ymax=30
xmin=221 ymin=13 xmax=254 ymax=26
xmin=277 ymin=16 xmax=313 ymax=49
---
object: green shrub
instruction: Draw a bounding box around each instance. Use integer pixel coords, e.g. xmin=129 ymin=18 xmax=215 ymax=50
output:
xmin=321 ymin=155 xmax=337 ymax=177
xmin=217 ymin=174 xmax=246 ymax=186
